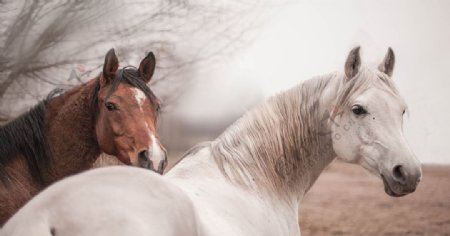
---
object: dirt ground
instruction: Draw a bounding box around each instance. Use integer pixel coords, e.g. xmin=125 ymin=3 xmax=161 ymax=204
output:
xmin=299 ymin=162 xmax=450 ymax=236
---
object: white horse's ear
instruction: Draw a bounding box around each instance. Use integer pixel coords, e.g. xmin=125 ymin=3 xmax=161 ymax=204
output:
xmin=345 ymin=46 xmax=361 ymax=80
xmin=378 ymin=47 xmax=395 ymax=77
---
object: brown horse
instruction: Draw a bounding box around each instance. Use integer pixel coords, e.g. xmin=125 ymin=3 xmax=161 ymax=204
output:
xmin=0 ymin=49 xmax=167 ymax=225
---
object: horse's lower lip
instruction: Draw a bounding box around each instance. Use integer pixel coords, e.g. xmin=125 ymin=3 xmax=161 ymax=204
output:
xmin=381 ymin=174 xmax=407 ymax=197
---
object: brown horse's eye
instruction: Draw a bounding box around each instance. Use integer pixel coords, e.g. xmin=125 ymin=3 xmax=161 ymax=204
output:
xmin=352 ymin=105 xmax=367 ymax=115
xmin=105 ymin=102 xmax=117 ymax=111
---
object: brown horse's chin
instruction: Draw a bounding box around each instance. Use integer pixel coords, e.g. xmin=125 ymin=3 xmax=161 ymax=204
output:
xmin=381 ymin=174 xmax=408 ymax=197
xmin=111 ymin=152 xmax=133 ymax=166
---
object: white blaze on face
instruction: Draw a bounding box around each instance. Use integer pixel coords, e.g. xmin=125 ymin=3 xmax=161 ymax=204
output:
xmin=144 ymin=122 xmax=165 ymax=170
xmin=150 ymin=134 xmax=164 ymax=162
xmin=132 ymin=88 xmax=147 ymax=109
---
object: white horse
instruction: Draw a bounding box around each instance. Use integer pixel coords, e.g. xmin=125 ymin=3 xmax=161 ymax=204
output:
xmin=1 ymin=47 xmax=421 ymax=236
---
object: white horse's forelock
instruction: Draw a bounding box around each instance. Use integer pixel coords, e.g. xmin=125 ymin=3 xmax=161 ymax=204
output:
xmin=332 ymin=68 xmax=402 ymax=118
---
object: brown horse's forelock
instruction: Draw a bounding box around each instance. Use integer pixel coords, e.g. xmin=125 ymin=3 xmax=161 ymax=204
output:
xmin=0 ymin=90 xmax=62 ymax=186
xmin=90 ymin=67 xmax=159 ymax=120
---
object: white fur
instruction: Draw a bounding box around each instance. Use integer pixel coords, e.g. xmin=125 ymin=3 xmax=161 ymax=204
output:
xmin=133 ymin=88 xmax=146 ymax=108
xmin=1 ymin=49 xmax=421 ymax=236
xmin=150 ymin=134 xmax=164 ymax=169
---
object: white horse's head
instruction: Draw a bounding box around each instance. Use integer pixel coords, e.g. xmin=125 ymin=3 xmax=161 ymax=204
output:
xmin=331 ymin=47 xmax=422 ymax=197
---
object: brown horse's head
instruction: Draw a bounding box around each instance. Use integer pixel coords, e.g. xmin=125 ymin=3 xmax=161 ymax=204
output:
xmin=94 ymin=49 xmax=167 ymax=174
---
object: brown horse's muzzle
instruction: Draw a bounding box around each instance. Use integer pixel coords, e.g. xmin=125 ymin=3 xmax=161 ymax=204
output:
xmin=138 ymin=149 xmax=168 ymax=174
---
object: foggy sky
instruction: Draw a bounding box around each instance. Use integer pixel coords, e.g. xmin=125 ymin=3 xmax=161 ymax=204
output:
xmin=175 ymin=0 xmax=450 ymax=163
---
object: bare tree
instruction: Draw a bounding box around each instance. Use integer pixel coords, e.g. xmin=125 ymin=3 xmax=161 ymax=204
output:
xmin=0 ymin=0 xmax=274 ymax=118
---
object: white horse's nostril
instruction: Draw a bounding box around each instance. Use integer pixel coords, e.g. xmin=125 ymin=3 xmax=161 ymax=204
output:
xmin=417 ymin=176 xmax=422 ymax=183
xmin=392 ymin=165 xmax=407 ymax=184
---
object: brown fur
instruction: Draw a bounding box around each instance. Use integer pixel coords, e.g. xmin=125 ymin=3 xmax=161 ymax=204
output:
xmin=46 ymin=80 xmax=101 ymax=180
xmin=0 ymin=81 xmax=101 ymax=224
xmin=0 ymin=156 xmax=40 ymax=223
xmin=0 ymin=50 xmax=164 ymax=225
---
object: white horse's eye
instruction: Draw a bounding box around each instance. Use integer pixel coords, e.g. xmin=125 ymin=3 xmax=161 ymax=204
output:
xmin=352 ymin=105 xmax=367 ymax=115
xmin=402 ymin=109 xmax=406 ymax=115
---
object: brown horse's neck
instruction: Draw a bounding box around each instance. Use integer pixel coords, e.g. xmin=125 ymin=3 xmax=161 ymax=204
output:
xmin=0 ymin=79 xmax=101 ymax=225
xmin=45 ymin=79 xmax=101 ymax=183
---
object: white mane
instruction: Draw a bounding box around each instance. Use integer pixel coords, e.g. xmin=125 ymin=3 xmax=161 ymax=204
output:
xmin=211 ymin=68 xmax=401 ymax=199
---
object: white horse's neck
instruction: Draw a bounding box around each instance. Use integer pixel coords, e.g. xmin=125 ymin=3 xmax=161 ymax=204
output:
xmin=210 ymin=73 xmax=344 ymax=202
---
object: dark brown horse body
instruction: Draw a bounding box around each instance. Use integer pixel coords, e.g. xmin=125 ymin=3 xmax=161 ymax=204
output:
xmin=0 ymin=82 xmax=100 ymax=223
xmin=0 ymin=49 xmax=167 ymax=224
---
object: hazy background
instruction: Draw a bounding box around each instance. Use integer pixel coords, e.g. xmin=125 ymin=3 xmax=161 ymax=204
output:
xmin=2 ymin=2 xmax=449 ymax=234
xmin=161 ymin=0 xmax=450 ymax=164
xmin=1 ymin=0 xmax=449 ymax=164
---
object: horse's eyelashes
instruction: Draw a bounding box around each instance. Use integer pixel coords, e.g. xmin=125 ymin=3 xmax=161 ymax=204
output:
xmin=352 ymin=105 xmax=367 ymax=115
xmin=105 ymin=102 xmax=118 ymax=111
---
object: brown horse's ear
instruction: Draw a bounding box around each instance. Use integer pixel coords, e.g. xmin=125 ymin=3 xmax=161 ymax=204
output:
xmin=378 ymin=47 xmax=395 ymax=77
xmin=138 ymin=52 xmax=156 ymax=83
xmin=101 ymin=48 xmax=119 ymax=85
xmin=345 ymin=46 xmax=361 ymax=80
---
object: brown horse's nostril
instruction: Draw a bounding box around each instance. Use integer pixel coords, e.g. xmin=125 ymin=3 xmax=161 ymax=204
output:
xmin=393 ymin=165 xmax=406 ymax=184
xmin=138 ymin=150 xmax=151 ymax=169
xmin=157 ymin=158 xmax=168 ymax=175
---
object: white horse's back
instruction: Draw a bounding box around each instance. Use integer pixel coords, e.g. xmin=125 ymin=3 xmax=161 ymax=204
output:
xmin=1 ymin=167 xmax=198 ymax=236
xmin=166 ymin=146 xmax=301 ymax=236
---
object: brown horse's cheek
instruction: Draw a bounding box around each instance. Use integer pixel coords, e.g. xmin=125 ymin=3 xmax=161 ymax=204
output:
xmin=108 ymin=112 xmax=128 ymax=135
xmin=114 ymin=136 xmax=135 ymax=165
xmin=110 ymin=122 xmax=122 ymax=135
xmin=96 ymin=114 xmax=117 ymax=155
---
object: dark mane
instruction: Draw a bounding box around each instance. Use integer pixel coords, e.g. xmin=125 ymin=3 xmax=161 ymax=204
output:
xmin=91 ymin=66 xmax=159 ymax=119
xmin=0 ymin=94 xmax=55 ymax=186
xmin=0 ymin=67 xmax=157 ymax=186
